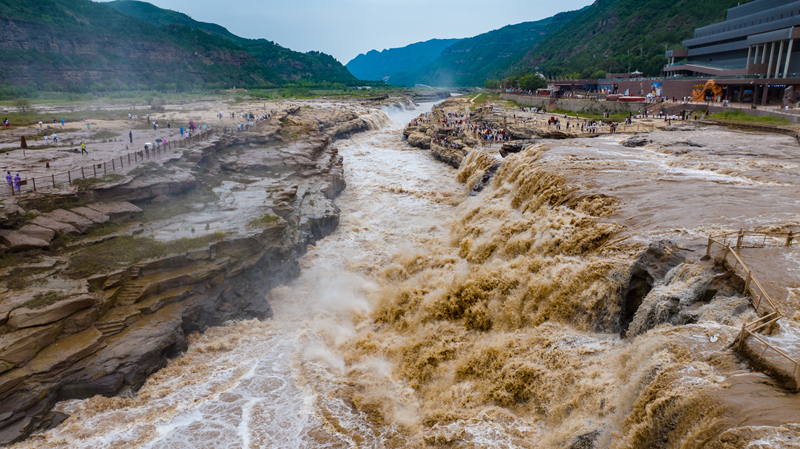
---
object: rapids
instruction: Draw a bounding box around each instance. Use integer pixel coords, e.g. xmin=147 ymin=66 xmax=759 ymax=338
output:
xmin=12 ymin=103 xmax=800 ymax=448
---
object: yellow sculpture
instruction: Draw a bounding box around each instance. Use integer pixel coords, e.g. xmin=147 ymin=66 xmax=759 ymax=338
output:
xmin=691 ymin=80 xmax=723 ymax=102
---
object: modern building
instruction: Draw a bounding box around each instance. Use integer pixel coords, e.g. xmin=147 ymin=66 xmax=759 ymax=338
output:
xmin=665 ymin=0 xmax=800 ymax=79
xmin=547 ymin=0 xmax=800 ymax=106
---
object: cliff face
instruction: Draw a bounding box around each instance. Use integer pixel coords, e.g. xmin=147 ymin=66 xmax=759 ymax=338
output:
xmin=0 ymin=105 xmax=360 ymax=445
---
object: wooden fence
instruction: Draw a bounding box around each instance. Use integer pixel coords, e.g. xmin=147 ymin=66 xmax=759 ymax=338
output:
xmin=706 ymin=229 xmax=799 ymax=388
xmin=1 ymin=112 xmax=277 ymax=199
xmin=2 ymin=130 xmax=214 ymax=198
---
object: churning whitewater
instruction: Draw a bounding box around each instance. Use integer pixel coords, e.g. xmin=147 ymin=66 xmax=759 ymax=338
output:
xmin=11 ymin=104 xmax=464 ymax=448
xmin=12 ymin=102 xmax=800 ymax=449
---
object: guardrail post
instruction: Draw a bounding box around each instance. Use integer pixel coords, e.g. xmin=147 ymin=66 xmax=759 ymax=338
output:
xmin=120 ymin=156 xmax=124 ymax=167
xmin=32 ymin=178 xmax=36 ymax=192
xmin=707 ymin=236 xmax=713 ymax=257
xmin=788 ymin=231 xmax=794 ymax=246
xmin=736 ymin=229 xmax=744 ymax=249
xmin=52 ymin=174 xmax=55 ymax=187
xmin=81 ymin=167 xmax=85 ymax=179
xmin=744 ymin=270 xmax=752 ymax=294
xmin=67 ymin=171 xmax=71 ymax=184
xmin=112 ymin=159 xmax=115 ymax=171
xmin=104 ymin=162 xmax=107 ymax=174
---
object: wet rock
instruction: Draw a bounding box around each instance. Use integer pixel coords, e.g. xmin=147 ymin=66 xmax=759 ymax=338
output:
xmin=621 ymin=136 xmax=652 ymax=147
xmin=500 ymin=140 xmax=535 ymax=158
xmin=569 ymin=430 xmax=601 ymax=449
xmin=624 ymin=242 xmax=745 ymax=337
xmin=0 ymin=414 xmax=32 ymax=446
xmin=70 ymin=206 xmax=110 ymax=224
xmin=86 ymin=202 xmax=143 ymax=223
xmin=150 ymin=194 xmax=169 ymax=204
xmin=619 ymin=241 xmax=690 ymax=336
xmin=89 ymin=168 xmax=197 ymax=202
xmin=46 ymin=209 xmax=93 ymax=233
xmin=666 ymin=140 xmax=705 ymax=148
xmin=407 ymin=131 xmax=431 ymax=149
xmin=26 ymin=327 xmax=104 ymax=374
xmin=7 ymin=295 xmax=94 ymax=329
xmin=0 ymin=322 xmax=64 ymax=365
xmin=16 ymin=225 xmax=55 ymax=243
xmin=0 ymin=230 xmax=49 ymax=251
xmin=431 ymin=143 xmax=466 ymax=168
xmin=30 ymin=216 xmax=80 ymax=236
xmin=471 ymin=163 xmax=502 ymax=195
xmin=0 ymin=205 xmax=24 ymax=229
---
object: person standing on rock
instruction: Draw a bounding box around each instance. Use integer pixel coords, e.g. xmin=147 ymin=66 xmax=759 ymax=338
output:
xmin=44 ymin=134 xmax=49 ymax=145
xmin=6 ymin=172 xmax=12 ymax=189
xmin=129 ymin=131 xmax=133 ymax=143
xmin=14 ymin=174 xmax=21 ymax=192
xmin=81 ymin=142 xmax=88 ymax=154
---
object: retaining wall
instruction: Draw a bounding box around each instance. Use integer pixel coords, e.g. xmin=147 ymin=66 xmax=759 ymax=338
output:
xmin=500 ymin=94 xmax=647 ymax=114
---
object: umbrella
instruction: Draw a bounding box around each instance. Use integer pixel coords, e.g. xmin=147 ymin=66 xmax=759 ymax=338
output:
xmin=155 ymin=138 xmax=163 ymax=143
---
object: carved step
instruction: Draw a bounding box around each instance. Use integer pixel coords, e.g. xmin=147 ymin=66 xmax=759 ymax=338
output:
xmin=94 ymin=322 xmax=125 ymax=337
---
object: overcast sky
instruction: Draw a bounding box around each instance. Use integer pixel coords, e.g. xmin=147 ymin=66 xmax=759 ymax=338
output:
xmin=100 ymin=0 xmax=594 ymax=64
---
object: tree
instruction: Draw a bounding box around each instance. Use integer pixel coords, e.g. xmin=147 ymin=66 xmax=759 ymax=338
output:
xmin=519 ymin=74 xmax=546 ymax=91
xmin=484 ymin=79 xmax=500 ymax=89
xmin=13 ymin=97 xmax=31 ymax=113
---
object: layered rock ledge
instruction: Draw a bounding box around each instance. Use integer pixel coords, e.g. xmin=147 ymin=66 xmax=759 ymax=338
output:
xmin=0 ymin=104 xmax=367 ymax=445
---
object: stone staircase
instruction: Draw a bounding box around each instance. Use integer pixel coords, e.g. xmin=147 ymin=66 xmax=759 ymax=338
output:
xmin=95 ymin=262 xmax=150 ymax=338
xmin=95 ymin=321 xmax=126 ymax=338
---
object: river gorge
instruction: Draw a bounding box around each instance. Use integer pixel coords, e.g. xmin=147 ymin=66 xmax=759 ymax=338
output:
xmin=3 ymin=99 xmax=800 ymax=448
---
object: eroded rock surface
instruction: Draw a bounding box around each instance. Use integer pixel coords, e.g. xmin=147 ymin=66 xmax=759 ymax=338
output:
xmin=0 ymin=104 xmax=360 ymax=445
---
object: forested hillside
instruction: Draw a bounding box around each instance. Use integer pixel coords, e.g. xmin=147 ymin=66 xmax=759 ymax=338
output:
xmin=346 ymin=38 xmax=462 ymax=82
xmin=0 ymin=0 xmax=358 ymax=95
xmin=386 ymin=9 xmax=584 ymax=87
xmin=518 ymin=0 xmax=750 ymax=78
xmin=378 ymin=0 xmax=752 ymax=87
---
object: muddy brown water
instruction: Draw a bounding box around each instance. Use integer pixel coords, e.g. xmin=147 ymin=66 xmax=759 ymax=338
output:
xmin=11 ymin=107 xmax=800 ymax=448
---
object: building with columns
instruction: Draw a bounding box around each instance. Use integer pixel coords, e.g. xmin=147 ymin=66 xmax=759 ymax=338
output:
xmin=539 ymin=0 xmax=800 ymax=107
xmin=665 ymin=0 xmax=800 ymax=79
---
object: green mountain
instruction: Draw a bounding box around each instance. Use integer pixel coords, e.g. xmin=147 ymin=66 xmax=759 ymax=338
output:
xmin=518 ymin=0 xmax=750 ymax=78
xmin=107 ymin=0 xmax=239 ymax=39
xmin=346 ymin=38 xmax=462 ymax=82
xmin=386 ymin=9 xmax=584 ymax=87
xmin=0 ymin=0 xmax=357 ymax=94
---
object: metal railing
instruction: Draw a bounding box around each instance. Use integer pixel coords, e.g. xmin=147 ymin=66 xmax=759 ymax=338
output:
xmin=707 ymin=229 xmax=799 ymax=389
xmin=2 ymin=130 xmax=215 ymax=198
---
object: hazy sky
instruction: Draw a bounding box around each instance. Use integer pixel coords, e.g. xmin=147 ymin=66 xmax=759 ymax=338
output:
xmin=100 ymin=0 xmax=594 ymax=64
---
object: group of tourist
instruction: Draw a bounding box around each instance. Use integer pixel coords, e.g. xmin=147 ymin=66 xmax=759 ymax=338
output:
xmin=431 ymin=136 xmax=463 ymax=149
xmin=5 ymin=172 xmax=21 ymax=192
